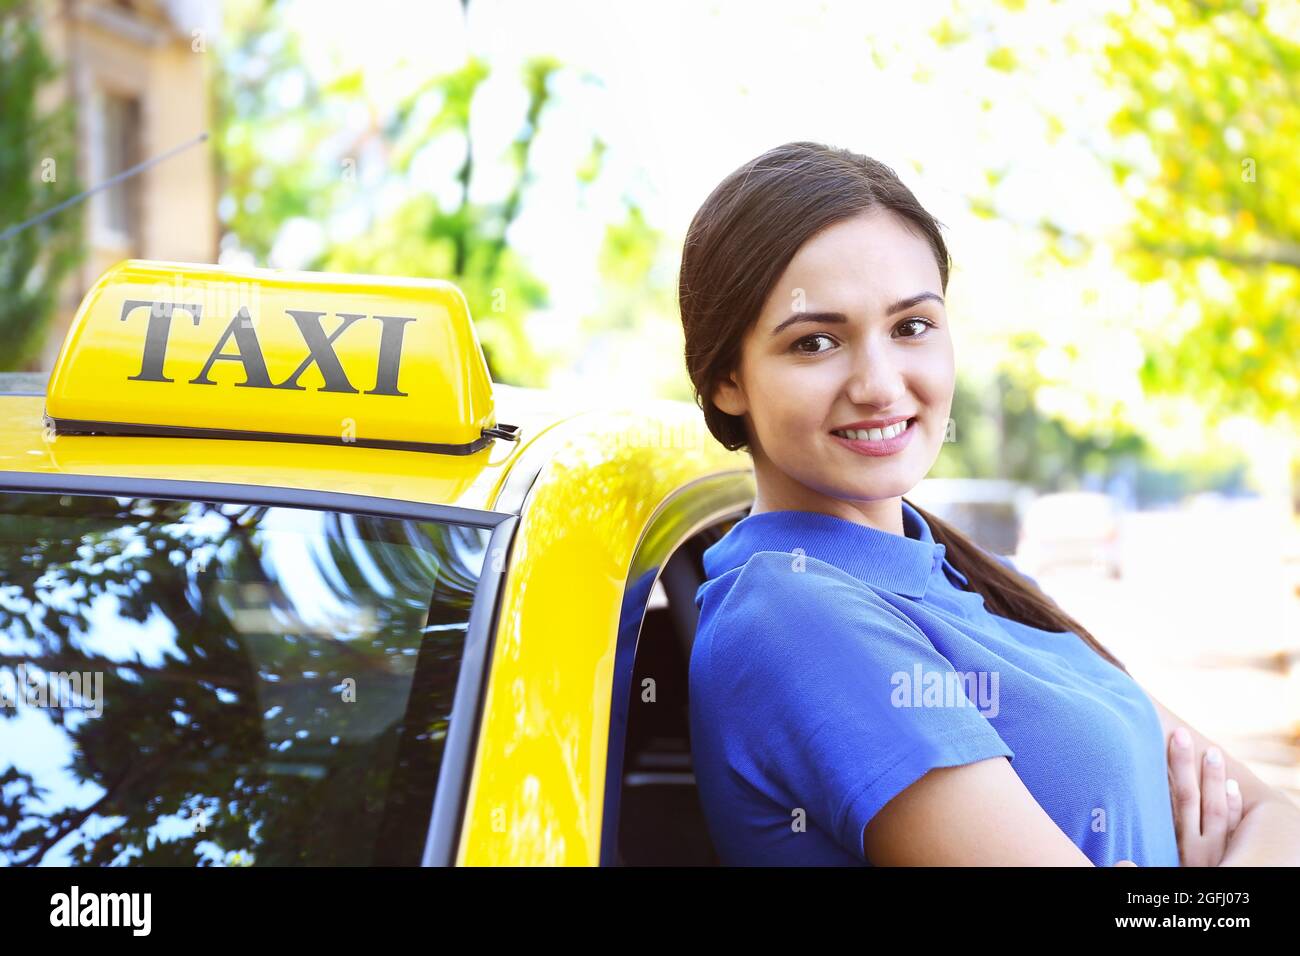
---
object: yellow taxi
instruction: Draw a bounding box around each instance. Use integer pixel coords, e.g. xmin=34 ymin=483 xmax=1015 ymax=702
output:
xmin=0 ymin=259 xmax=754 ymax=866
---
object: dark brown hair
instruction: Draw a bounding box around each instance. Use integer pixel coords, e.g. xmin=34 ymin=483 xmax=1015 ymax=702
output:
xmin=679 ymin=141 xmax=1127 ymax=673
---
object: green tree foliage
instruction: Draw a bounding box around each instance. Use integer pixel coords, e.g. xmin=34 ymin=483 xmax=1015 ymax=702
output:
xmin=213 ymin=0 xmax=341 ymax=266
xmin=918 ymin=0 xmax=1292 ymax=493
xmin=320 ymin=56 xmax=563 ymax=386
xmin=578 ymin=201 xmax=698 ymax=401
xmin=1100 ymin=0 xmax=1300 ymax=426
xmin=0 ymin=0 xmax=84 ymax=370
xmin=214 ymin=0 xmax=598 ymax=386
xmin=939 ymin=0 xmax=1299 ymax=429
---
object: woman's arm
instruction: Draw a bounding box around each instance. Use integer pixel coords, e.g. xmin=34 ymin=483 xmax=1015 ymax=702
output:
xmin=864 ymin=755 xmax=1117 ymax=865
xmin=1218 ymin=797 xmax=1300 ymax=866
xmin=1146 ymin=691 xmax=1291 ymax=817
xmin=1146 ymin=689 xmax=1300 ymax=865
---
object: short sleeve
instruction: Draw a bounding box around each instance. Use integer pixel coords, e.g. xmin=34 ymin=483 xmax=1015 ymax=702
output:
xmin=706 ymin=552 xmax=1014 ymax=862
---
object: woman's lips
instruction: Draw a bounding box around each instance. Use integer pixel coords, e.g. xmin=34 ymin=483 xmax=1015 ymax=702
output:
xmin=829 ymin=418 xmax=917 ymax=457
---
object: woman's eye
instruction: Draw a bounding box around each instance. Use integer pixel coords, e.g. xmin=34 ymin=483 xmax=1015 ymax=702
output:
xmin=894 ymin=317 xmax=934 ymax=338
xmin=791 ymin=332 xmax=836 ymax=354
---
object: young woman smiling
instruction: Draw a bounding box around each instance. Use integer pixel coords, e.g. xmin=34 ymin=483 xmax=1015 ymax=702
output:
xmin=680 ymin=141 xmax=1300 ymax=867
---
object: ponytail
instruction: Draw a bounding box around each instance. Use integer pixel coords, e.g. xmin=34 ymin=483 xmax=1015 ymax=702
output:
xmin=906 ymin=500 xmax=1129 ymax=675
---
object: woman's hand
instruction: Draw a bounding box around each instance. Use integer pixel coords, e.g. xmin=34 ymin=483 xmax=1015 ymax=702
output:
xmin=1168 ymin=725 xmax=1244 ymax=866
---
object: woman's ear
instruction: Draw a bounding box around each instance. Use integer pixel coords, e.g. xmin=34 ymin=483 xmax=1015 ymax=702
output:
xmin=711 ymin=370 xmax=748 ymax=417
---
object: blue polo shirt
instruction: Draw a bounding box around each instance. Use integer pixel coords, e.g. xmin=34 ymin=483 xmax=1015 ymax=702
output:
xmin=689 ymin=500 xmax=1180 ymax=866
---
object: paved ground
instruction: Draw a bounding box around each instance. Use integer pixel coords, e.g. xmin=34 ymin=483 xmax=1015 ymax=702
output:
xmin=1027 ymin=497 xmax=1300 ymax=806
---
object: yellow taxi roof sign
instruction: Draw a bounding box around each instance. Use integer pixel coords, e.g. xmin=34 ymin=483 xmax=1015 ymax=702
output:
xmin=45 ymin=259 xmax=517 ymax=455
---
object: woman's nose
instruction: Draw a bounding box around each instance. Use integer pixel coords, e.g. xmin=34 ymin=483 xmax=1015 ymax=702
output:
xmin=845 ymin=343 xmax=907 ymax=409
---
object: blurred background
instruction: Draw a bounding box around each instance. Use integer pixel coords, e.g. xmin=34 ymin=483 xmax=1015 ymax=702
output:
xmin=3 ymin=0 xmax=1298 ymax=801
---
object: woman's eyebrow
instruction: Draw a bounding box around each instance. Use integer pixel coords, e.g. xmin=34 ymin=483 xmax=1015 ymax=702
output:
xmin=769 ymin=291 xmax=944 ymax=337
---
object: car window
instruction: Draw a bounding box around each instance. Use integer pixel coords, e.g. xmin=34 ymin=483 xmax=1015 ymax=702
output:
xmin=0 ymin=492 xmax=490 ymax=866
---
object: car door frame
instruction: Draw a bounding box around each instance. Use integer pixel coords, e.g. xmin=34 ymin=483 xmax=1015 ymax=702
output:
xmin=598 ymin=471 xmax=754 ymax=865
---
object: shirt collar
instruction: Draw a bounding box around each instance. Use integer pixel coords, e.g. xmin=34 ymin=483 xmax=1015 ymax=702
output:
xmin=702 ymin=498 xmax=968 ymax=599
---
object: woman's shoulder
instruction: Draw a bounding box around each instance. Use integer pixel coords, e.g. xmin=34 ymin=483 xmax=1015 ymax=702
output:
xmin=697 ymin=550 xmax=931 ymax=661
xmin=705 ymin=548 xmax=892 ymax=613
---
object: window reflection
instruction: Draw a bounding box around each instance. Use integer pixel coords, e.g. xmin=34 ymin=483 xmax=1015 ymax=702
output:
xmin=0 ymin=494 xmax=489 ymax=866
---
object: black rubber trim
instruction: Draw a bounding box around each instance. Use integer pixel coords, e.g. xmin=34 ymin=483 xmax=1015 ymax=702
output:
xmin=0 ymin=472 xmax=514 ymax=867
xmin=0 ymin=472 xmax=511 ymax=528
xmin=421 ymin=515 xmax=517 ymax=866
xmin=597 ymin=474 xmax=755 ymax=866
xmin=46 ymin=416 xmax=516 ymax=456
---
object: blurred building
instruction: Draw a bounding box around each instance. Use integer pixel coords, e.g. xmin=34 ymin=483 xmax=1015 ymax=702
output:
xmin=33 ymin=0 xmax=220 ymax=369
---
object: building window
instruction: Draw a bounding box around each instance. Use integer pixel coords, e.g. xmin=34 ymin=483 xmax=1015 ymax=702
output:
xmin=91 ymin=88 xmax=141 ymax=247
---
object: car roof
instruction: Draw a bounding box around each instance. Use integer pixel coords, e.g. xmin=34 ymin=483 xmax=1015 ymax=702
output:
xmin=4 ymin=260 xmax=747 ymax=522
xmin=0 ymin=374 xmax=599 ymax=515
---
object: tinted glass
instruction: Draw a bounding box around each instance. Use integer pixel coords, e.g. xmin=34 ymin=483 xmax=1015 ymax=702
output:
xmin=0 ymin=493 xmax=490 ymax=866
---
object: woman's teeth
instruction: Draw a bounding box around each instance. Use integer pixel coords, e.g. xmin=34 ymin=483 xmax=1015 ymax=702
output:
xmin=833 ymin=420 xmax=910 ymax=441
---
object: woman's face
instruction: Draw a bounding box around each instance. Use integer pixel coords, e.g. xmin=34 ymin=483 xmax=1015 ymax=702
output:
xmin=711 ymin=208 xmax=955 ymax=530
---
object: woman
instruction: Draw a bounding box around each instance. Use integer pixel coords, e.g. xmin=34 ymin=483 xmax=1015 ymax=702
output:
xmin=679 ymin=141 xmax=1300 ymax=866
